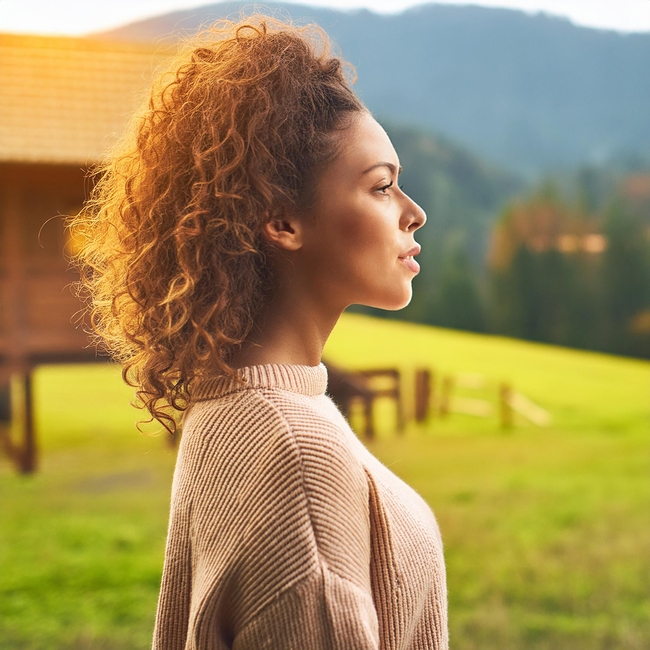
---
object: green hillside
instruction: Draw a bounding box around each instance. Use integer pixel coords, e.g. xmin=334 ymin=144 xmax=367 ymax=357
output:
xmin=1 ymin=314 xmax=648 ymax=649
xmin=326 ymin=313 xmax=648 ymax=434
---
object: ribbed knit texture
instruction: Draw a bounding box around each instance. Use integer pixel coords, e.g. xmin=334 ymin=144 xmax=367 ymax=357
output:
xmin=153 ymin=363 xmax=448 ymax=650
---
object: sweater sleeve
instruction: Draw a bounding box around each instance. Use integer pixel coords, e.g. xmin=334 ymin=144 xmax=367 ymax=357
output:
xmin=233 ymin=569 xmax=378 ymax=649
xmin=153 ymin=390 xmax=379 ymax=650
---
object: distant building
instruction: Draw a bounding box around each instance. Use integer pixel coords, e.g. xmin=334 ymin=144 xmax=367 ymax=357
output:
xmin=0 ymin=33 xmax=167 ymax=471
xmin=488 ymin=197 xmax=607 ymax=272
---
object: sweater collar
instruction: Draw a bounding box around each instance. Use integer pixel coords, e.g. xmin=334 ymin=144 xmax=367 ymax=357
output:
xmin=192 ymin=362 xmax=328 ymax=400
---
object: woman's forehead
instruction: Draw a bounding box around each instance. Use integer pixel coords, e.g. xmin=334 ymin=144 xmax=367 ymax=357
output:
xmin=330 ymin=113 xmax=400 ymax=178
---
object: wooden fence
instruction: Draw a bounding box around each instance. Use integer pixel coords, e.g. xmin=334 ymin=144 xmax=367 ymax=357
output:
xmin=326 ymin=362 xmax=552 ymax=439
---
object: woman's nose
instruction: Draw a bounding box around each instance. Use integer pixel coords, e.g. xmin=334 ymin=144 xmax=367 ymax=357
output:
xmin=402 ymin=196 xmax=427 ymax=232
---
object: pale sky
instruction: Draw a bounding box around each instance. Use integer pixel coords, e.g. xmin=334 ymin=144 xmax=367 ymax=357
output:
xmin=1 ymin=0 xmax=649 ymax=36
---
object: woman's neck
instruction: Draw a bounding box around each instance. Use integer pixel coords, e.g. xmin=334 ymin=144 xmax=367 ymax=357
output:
xmin=230 ymin=283 xmax=343 ymax=369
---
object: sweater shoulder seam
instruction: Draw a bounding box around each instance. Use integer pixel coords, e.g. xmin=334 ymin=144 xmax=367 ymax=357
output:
xmin=234 ymin=557 xmax=370 ymax=639
xmin=250 ymin=391 xmax=321 ymax=550
xmin=250 ymin=390 xmax=356 ymax=588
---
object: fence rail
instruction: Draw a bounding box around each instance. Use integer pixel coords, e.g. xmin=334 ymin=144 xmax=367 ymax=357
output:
xmin=326 ymin=362 xmax=552 ymax=439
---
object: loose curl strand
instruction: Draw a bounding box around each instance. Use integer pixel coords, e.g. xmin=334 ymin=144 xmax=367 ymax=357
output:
xmin=70 ymin=16 xmax=364 ymax=433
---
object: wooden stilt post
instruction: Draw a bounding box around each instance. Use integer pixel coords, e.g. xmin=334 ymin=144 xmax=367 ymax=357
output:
xmin=0 ymin=369 xmax=37 ymax=473
xmin=20 ymin=370 xmax=36 ymax=473
xmin=0 ymin=375 xmax=15 ymax=464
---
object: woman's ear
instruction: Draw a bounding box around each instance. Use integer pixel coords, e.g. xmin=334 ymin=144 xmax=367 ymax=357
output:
xmin=261 ymin=207 xmax=304 ymax=251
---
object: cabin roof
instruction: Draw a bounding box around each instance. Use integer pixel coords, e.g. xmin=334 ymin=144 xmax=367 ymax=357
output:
xmin=0 ymin=33 xmax=169 ymax=165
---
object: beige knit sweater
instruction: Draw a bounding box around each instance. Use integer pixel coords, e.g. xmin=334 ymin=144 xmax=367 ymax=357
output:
xmin=153 ymin=363 xmax=448 ymax=650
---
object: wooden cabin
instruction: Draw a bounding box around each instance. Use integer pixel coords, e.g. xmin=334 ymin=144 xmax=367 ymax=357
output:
xmin=0 ymin=33 xmax=167 ymax=471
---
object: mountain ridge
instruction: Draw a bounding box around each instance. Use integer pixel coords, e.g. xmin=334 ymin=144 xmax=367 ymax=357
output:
xmin=94 ymin=2 xmax=650 ymax=176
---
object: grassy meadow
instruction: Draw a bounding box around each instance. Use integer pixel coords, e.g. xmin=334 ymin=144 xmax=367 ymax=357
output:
xmin=1 ymin=313 xmax=648 ymax=649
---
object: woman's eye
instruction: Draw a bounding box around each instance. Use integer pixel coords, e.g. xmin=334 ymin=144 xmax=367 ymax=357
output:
xmin=377 ymin=181 xmax=394 ymax=194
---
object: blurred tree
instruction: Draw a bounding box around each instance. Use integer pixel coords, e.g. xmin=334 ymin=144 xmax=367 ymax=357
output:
xmin=488 ymin=191 xmax=605 ymax=350
xmin=434 ymin=246 xmax=487 ymax=333
xmin=601 ymin=197 xmax=650 ymax=356
xmin=487 ymin=175 xmax=650 ymax=358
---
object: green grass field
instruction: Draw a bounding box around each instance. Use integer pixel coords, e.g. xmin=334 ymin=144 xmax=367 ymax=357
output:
xmin=1 ymin=313 xmax=648 ymax=649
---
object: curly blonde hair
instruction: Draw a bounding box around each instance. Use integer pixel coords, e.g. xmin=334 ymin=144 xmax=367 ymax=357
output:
xmin=70 ymin=16 xmax=364 ymax=432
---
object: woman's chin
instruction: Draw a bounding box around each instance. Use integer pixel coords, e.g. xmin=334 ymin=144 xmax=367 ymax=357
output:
xmin=359 ymin=286 xmax=413 ymax=312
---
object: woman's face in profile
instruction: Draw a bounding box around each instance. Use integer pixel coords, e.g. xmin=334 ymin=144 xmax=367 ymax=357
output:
xmin=299 ymin=111 xmax=427 ymax=312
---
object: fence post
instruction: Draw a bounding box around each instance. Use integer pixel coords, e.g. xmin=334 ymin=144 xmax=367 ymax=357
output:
xmin=499 ymin=382 xmax=513 ymax=430
xmin=439 ymin=375 xmax=454 ymax=418
xmin=414 ymin=368 xmax=431 ymax=423
xmin=364 ymin=397 xmax=375 ymax=441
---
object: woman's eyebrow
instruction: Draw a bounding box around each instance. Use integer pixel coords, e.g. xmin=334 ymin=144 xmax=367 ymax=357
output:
xmin=362 ymin=162 xmax=402 ymax=176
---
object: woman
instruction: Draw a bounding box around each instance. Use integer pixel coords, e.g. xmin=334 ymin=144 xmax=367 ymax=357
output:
xmin=73 ymin=16 xmax=447 ymax=650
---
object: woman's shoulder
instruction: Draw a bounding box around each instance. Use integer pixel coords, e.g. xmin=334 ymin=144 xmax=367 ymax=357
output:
xmin=177 ymin=387 xmax=368 ymax=513
xmin=181 ymin=387 xmax=359 ymax=465
xmin=176 ymin=389 xmax=295 ymax=477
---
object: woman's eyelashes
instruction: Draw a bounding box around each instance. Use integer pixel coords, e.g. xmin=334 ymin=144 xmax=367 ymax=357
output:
xmin=376 ymin=180 xmax=405 ymax=195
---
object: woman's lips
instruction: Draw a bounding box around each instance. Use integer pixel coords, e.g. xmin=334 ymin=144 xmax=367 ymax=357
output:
xmin=399 ymin=255 xmax=420 ymax=273
xmin=399 ymin=244 xmax=421 ymax=273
